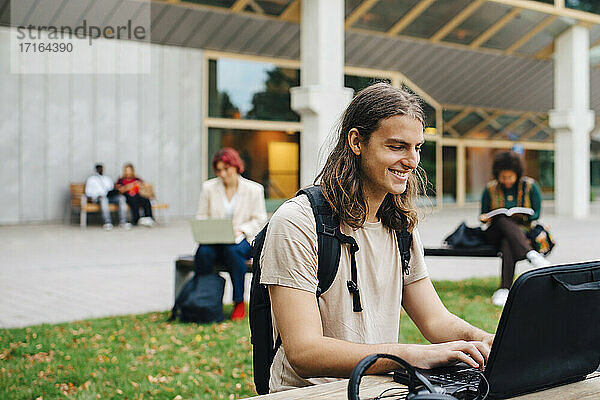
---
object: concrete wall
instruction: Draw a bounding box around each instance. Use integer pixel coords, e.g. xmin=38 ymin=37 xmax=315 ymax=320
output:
xmin=0 ymin=27 xmax=203 ymax=224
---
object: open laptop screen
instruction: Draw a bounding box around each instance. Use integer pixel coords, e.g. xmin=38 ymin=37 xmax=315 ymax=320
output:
xmin=394 ymin=260 xmax=600 ymax=399
xmin=190 ymin=219 xmax=236 ymax=244
xmin=485 ymin=260 xmax=600 ymax=398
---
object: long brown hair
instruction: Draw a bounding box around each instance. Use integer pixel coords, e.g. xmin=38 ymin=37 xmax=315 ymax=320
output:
xmin=315 ymin=83 xmax=426 ymax=232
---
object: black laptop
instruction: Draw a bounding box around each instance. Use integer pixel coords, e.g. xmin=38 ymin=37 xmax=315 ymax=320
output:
xmin=394 ymin=260 xmax=600 ymax=399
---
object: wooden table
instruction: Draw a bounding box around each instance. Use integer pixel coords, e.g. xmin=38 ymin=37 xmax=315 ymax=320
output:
xmin=244 ymin=371 xmax=600 ymax=399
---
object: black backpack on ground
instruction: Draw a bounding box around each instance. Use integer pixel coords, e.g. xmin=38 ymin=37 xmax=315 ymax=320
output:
xmin=169 ymin=272 xmax=225 ymax=323
xmin=249 ymin=185 xmax=413 ymax=395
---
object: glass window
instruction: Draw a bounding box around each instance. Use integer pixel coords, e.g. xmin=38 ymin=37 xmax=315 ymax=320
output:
xmin=485 ymin=114 xmax=520 ymax=138
xmin=443 ymin=109 xmax=460 ymax=122
xmin=343 ymin=78 xmax=438 ymax=197
xmin=420 ymin=141 xmax=437 ymax=197
xmin=208 ymin=128 xmax=300 ymax=201
xmin=353 ymin=0 xmax=421 ymax=32
xmin=591 ymin=159 xmax=600 ymax=200
xmin=344 ymin=75 xmax=391 ymax=94
xmin=444 ymin=2 xmax=512 ymax=45
xmin=254 ymin=1 xmax=294 ymax=16
xmin=512 ymin=120 xmax=537 ymax=138
xmin=187 ymin=0 xmax=235 ymax=8
xmin=465 ymin=148 xmax=555 ymax=201
xmin=530 ymin=129 xmax=552 ymax=142
xmin=422 ymin=102 xmax=436 ymax=131
xmin=591 ymin=45 xmax=600 ymax=66
xmin=494 ymin=119 xmax=539 ymax=141
xmin=443 ymin=146 xmax=457 ymax=203
xmin=453 ymin=112 xmax=484 ymax=136
xmin=208 ymin=58 xmax=300 ymax=121
xmin=515 ymin=18 xmax=573 ymax=55
xmin=478 ymin=125 xmax=498 ymax=138
xmin=344 ymin=78 xmax=437 ymax=129
xmin=345 ymin=0 xmax=363 ymax=18
xmin=526 ymin=149 xmax=554 ymax=198
xmin=481 ymin=9 xmax=547 ymax=50
xmin=566 ymin=0 xmax=600 ymax=15
xmin=494 ymin=114 xmax=520 ymax=128
xmin=591 ymin=141 xmax=600 ymax=200
xmin=403 ymin=0 xmax=472 ymax=39
xmin=399 ymin=84 xmax=436 ymax=131
xmin=466 ymin=147 xmax=495 ymax=202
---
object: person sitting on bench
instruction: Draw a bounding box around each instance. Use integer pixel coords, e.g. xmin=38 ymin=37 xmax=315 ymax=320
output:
xmin=85 ymin=163 xmax=131 ymax=231
xmin=480 ymin=151 xmax=550 ymax=307
xmin=194 ymin=148 xmax=267 ymax=321
xmin=115 ymin=163 xmax=156 ymax=227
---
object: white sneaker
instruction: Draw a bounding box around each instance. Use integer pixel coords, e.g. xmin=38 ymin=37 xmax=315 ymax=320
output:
xmin=119 ymin=222 xmax=132 ymax=230
xmin=492 ymin=288 xmax=509 ymax=307
xmin=103 ymin=223 xmax=114 ymax=231
xmin=139 ymin=217 xmax=156 ymax=228
xmin=526 ymin=250 xmax=550 ymax=268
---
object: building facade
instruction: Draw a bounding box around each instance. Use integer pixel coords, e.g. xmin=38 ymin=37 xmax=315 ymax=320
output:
xmin=1 ymin=0 xmax=599 ymax=224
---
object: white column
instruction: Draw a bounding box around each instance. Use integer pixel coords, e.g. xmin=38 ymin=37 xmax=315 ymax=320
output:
xmin=548 ymin=25 xmax=595 ymax=218
xmin=290 ymin=0 xmax=354 ymax=187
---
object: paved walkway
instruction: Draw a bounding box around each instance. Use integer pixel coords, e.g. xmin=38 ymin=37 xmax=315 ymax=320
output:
xmin=1 ymin=202 xmax=599 ymax=328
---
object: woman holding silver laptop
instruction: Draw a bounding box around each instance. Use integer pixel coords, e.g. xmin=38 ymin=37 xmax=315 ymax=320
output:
xmin=194 ymin=147 xmax=267 ymax=320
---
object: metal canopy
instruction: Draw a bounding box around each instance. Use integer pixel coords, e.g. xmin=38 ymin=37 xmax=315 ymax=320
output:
xmin=2 ymin=0 xmax=600 ymax=141
xmin=153 ymin=1 xmax=600 ymax=116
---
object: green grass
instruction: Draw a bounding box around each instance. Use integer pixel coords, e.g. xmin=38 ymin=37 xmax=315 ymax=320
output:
xmin=399 ymin=278 xmax=502 ymax=344
xmin=1 ymin=278 xmax=502 ymax=399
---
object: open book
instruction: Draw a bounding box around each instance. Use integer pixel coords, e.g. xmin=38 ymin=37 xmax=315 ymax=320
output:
xmin=483 ymin=207 xmax=534 ymax=219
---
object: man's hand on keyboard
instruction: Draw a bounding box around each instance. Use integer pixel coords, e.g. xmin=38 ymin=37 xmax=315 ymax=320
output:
xmin=404 ymin=340 xmax=490 ymax=371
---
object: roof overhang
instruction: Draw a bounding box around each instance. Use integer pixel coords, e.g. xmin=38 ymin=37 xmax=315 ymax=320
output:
xmin=2 ymin=0 xmax=600 ymax=115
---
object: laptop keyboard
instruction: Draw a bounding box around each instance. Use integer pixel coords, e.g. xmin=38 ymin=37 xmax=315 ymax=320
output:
xmin=427 ymin=368 xmax=482 ymax=387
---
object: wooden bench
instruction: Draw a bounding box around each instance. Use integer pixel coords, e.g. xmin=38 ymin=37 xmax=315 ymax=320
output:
xmin=424 ymin=245 xmax=501 ymax=258
xmin=174 ymin=255 xmax=252 ymax=300
xmin=70 ymin=182 xmax=169 ymax=228
xmin=174 ymin=245 xmax=501 ymax=300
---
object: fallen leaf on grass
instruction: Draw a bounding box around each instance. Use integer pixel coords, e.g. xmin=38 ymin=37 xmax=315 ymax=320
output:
xmin=170 ymin=336 xmax=182 ymax=345
xmin=147 ymin=374 xmax=173 ymax=384
xmin=169 ymin=365 xmax=190 ymax=374
xmin=24 ymin=351 xmax=55 ymax=363
xmin=56 ymin=382 xmax=77 ymax=395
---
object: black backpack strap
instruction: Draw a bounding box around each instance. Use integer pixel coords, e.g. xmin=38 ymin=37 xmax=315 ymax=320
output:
xmin=339 ymin=230 xmax=362 ymax=312
xmin=395 ymin=228 xmax=412 ymax=275
xmin=298 ymin=186 xmax=363 ymax=312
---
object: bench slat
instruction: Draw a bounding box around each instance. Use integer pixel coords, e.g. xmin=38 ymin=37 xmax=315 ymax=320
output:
xmin=424 ymin=246 xmax=501 ymax=257
xmin=175 ymin=255 xmax=252 ymax=273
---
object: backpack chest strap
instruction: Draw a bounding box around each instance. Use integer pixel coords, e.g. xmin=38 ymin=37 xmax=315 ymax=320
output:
xmin=336 ymin=230 xmax=362 ymax=312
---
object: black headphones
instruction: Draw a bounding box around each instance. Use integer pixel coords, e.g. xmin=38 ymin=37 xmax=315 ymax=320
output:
xmin=348 ymin=353 xmax=459 ymax=400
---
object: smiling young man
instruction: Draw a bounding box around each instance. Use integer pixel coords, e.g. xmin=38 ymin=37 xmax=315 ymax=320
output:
xmin=259 ymin=83 xmax=495 ymax=393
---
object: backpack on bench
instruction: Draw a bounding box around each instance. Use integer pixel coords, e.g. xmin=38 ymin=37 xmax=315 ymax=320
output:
xmin=249 ymin=185 xmax=413 ymax=395
xmin=170 ymin=272 xmax=225 ymax=324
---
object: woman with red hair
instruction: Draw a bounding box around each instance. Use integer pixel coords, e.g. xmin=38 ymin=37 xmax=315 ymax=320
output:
xmin=194 ymin=148 xmax=267 ymax=320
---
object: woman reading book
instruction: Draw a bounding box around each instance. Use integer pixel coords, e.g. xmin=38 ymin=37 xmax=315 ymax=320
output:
xmin=480 ymin=151 xmax=549 ymax=307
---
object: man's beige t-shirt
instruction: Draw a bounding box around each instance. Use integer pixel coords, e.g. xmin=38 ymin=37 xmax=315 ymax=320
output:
xmin=260 ymin=195 xmax=429 ymax=392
